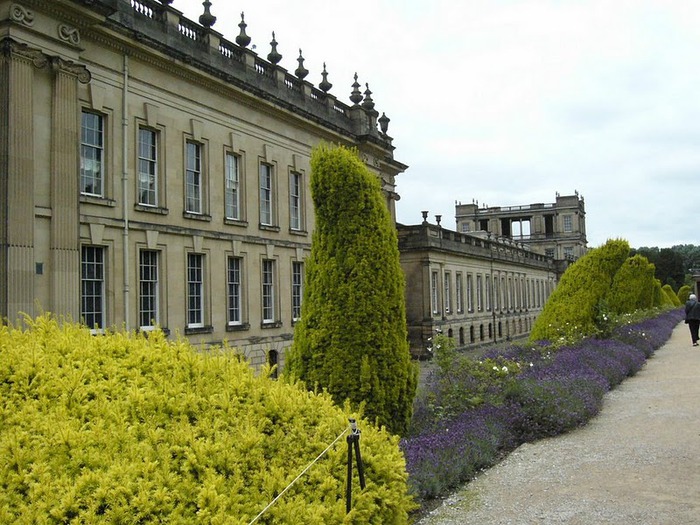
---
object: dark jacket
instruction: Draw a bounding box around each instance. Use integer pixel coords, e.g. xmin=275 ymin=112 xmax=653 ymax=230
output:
xmin=685 ymin=299 xmax=700 ymax=322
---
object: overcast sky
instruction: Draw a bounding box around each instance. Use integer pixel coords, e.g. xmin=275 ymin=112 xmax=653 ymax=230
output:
xmin=174 ymin=0 xmax=699 ymax=249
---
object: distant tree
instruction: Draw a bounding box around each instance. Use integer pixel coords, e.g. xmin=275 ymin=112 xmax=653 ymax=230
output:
xmin=530 ymin=239 xmax=630 ymax=342
xmin=634 ymin=244 xmax=700 ymax=287
xmin=286 ymin=144 xmax=417 ymax=436
xmin=657 ymin=248 xmax=685 ymax=289
xmin=672 ymin=244 xmax=700 ymax=272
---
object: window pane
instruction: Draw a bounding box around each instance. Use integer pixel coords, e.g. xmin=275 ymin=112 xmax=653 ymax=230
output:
xmin=138 ymin=129 xmax=157 ymax=206
xmin=139 ymin=250 xmax=159 ymax=328
xmin=81 ymin=246 xmax=104 ymax=329
xmin=225 ymin=153 xmax=240 ymax=220
xmin=187 ymin=253 xmax=204 ymax=326
xmin=290 ymin=172 xmax=301 ymax=230
xmin=260 ymin=164 xmax=272 ymax=225
xmin=81 ymin=112 xmax=104 ymax=196
xmin=262 ymin=259 xmax=275 ymax=322
xmin=186 ymin=142 xmax=202 ymax=213
xmin=227 ymin=257 xmax=242 ymax=324
xmin=292 ymin=261 xmax=303 ymax=320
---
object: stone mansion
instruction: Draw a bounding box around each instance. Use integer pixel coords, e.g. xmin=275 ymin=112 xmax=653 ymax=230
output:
xmin=0 ymin=0 xmax=586 ymax=362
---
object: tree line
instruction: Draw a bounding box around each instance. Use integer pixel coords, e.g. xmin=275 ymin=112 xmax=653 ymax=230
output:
xmin=630 ymin=244 xmax=700 ymax=291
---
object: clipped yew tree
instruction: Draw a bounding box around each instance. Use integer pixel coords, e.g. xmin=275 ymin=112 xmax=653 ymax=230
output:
xmin=530 ymin=239 xmax=631 ymax=342
xmin=662 ymin=284 xmax=681 ymax=307
xmin=286 ymin=144 xmax=417 ymax=436
xmin=0 ymin=316 xmax=415 ymax=524
xmin=678 ymin=284 xmax=693 ymax=303
xmin=605 ymin=254 xmax=657 ymax=314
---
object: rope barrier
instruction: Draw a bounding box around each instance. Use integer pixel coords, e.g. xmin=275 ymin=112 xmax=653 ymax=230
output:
xmin=247 ymin=424 xmax=352 ymax=525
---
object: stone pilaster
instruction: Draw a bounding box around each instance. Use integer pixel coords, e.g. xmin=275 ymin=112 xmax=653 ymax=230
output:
xmin=0 ymin=40 xmax=48 ymax=321
xmin=49 ymin=57 xmax=90 ymax=320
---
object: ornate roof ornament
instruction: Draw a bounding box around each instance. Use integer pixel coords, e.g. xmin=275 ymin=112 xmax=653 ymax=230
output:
xmin=350 ymin=73 xmax=363 ymax=105
xmin=236 ymin=12 xmax=251 ymax=47
xmin=319 ymin=62 xmax=332 ymax=93
xmin=267 ymin=31 xmax=282 ymax=65
xmin=295 ymin=49 xmax=309 ymax=80
xmin=198 ymin=0 xmax=216 ymax=29
xmin=379 ymin=112 xmax=390 ymax=134
xmin=362 ymin=83 xmax=374 ymax=110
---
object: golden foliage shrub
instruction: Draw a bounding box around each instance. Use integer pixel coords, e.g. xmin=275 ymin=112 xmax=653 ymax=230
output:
xmin=0 ymin=315 xmax=415 ymax=524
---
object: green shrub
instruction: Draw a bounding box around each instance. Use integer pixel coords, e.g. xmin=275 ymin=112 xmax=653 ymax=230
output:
xmin=662 ymin=284 xmax=681 ymax=307
xmin=414 ymin=333 xmax=521 ymax=429
xmin=678 ymin=284 xmax=693 ymax=303
xmin=287 ymin=144 xmax=417 ymax=436
xmin=530 ymin=239 xmax=630 ymax=342
xmin=0 ymin=315 xmax=415 ymax=524
xmin=606 ymin=254 xmax=656 ymax=314
xmin=652 ymin=279 xmax=666 ymax=307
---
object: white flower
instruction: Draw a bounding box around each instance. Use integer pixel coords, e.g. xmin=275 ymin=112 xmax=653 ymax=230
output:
xmin=502 ymin=366 xmax=508 ymax=373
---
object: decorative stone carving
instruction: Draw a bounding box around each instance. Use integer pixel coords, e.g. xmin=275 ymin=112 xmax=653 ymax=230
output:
xmin=295 ymin=49 xmax=308 ymax=80
xmin=350 ymin=73 xmax=363 ymax=105
xmin=236 ymin=12 xmax=251 ymax=48
xmin=58 ymin=24 xmax=81 ymax=46
xmin=267 ymin=32 xmax=281 ymax=65
xmin=319 ymin=62 xmax=332 ymax=93
xmin=2 ymin=40 xmax=48 ymax=70
xmin=10 ymin=4 xmax=35 ymax=27
xmin=50 ymin=56 xmax=91 ymax=84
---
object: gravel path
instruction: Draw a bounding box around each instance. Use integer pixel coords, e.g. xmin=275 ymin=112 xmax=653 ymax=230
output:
xmin=416 ymin=322 xmax=700 ymax=525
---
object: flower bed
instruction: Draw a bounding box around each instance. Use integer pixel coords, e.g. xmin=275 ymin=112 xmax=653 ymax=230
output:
xmin=401 ymin=308 xmax=683 ymax=504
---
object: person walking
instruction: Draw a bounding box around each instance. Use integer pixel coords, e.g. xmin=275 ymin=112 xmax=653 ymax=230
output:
xmin=684 ymin=293 xmax=700 ymax=346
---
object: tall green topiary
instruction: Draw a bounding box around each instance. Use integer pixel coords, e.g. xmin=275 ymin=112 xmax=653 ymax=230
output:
xmin=530 ymin=239 xmax=631 ymax=342
xmin=662 ymin=284 xmax=681 ymax=307
xmin=286 ymin=144 xmax=417 ymax=436
xmin=606 ymin=254 xmax=657 ymax=314
xmin=678 ymin=284 xmax=693 ymax=303
xmin=652 ymin=279 xmax=667 ymax=307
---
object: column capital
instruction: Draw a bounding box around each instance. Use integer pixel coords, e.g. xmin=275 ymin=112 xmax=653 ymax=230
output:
xmin=1 ymin=39 xmax=48 ymax=69
xmin=50 ymin=56 xmax=91 ymax=84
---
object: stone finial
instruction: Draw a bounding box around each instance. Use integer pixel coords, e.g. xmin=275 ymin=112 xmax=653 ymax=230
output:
xmin=236 ymin=12 xmax=251 ymax=47
xmin=295 ymin=49 xmax=308 ymax=79
xmin=199 ymin=0 xmax=216 ymax=29
xmin=319 ymin=62 xmax=332 ymax=92
xmin=350 ymin=73 xmax=363 ymax=105
xmin=267 ymin=31 xmax=282 ymax=65
xmin=378 ymin=112 xmax=390 ymax=134
xmin=362 ymin=83 xmax=375 ymax=110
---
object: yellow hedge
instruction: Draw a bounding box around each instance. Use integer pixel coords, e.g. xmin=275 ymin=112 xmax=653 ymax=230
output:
xmin=0 ymin=315 xmax=415 ymax=524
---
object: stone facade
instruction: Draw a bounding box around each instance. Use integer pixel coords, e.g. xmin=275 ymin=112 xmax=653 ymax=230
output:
xmin=455 ymin=192 xmax=588 ymax=261
xmin=0 ymin=0 xmax=405 ymax=367
xmin=398 ymin=221 xmax=561 ymax=357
